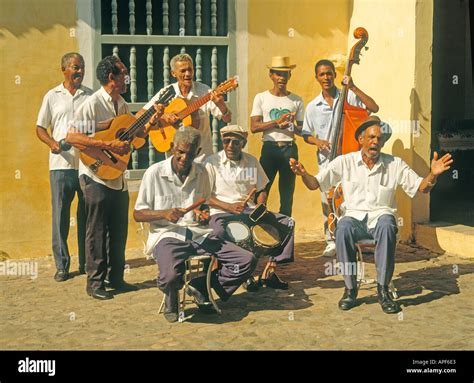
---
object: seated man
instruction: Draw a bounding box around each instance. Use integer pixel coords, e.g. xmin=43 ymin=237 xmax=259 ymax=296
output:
xmin=133 ymin=128 xmax=257 ymax=322
xmin=290 ymin=116 xmax=453 ymax=314
xmin=204 ymin=125 xmax=295 ymax=291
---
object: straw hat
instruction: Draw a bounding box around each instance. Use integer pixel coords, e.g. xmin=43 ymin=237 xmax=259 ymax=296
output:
xmin=266 ymin=56 xmax=296 ymax=71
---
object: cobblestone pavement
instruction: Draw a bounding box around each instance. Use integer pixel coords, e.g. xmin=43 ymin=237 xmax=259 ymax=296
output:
xmin=1 ymin=232 xmax=473 ymax=350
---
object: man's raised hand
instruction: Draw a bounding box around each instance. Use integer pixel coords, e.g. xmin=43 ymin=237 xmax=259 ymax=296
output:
xmin=431 ymin=151 xmax=453 ymax=177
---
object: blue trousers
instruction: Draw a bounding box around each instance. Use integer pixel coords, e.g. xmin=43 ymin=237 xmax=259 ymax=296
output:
xmin=50 ymin=170 xmax=85 ymax=272
xmin=335 ymin=214 xmax=398 ymax=289
xmin=153 ymin=235 xmax=258 ymax=298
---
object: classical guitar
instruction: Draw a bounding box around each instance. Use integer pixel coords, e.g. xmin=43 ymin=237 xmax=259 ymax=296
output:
xmin=79 ymin=86 xmax=175 ymax=180
xmin=149 ymin=77 xmax=239 ymax=153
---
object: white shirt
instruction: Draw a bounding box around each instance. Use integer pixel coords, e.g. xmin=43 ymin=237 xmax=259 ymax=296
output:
xmin=144 ymin=82 xmax=224 ymax=157
xmin=302 ymin=88 xmax=365 ymax=167
xmin=135 ymin=157 xmax=213 ymax=255
xmin=204 ymin=150 xmax=269 ymax=216
xmin=73 ymin=87 xmax=130 ymax=191
xmin=36 ymin=83 xmax=93 ymax=170
xmin=250 ymin=90 xmax=305 ymax=142
xmin=315 ymin=151 xmax=423 ymax=228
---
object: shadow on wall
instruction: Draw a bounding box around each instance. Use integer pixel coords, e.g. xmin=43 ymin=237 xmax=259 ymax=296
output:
xmin=0 ymin=0 xmax=78 ymax=38
xmin=246 ymin=0 xmax=355 ymax=38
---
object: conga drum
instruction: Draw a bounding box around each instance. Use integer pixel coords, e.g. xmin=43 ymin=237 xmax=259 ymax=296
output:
xmin=251 ymin=223 xmax=281 ymax=257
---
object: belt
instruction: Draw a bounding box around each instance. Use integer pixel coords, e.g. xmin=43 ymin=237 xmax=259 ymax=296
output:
xmin=263 ymin=141 xmax=294 ymax=147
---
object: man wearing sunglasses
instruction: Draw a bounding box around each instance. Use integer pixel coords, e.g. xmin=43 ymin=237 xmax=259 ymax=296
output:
xmin=204 ymin=125 xmax=295 ymax=291
xmin=134 ymin=128 xmax=258 ymax=322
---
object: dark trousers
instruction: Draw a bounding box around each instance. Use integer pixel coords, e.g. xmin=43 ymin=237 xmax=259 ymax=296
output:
xmin=79 ymin=175 xmax=129 ymax=289
xmin=335 ymin=214 xmax=398 ymax=289
xmin=209 ymin=209 xmax=295 ymax=264
xmin=50 ymin=170 xmax=85 ymax=272
xmin=153 ymin=235 xmax=258 ymax=297
xmin=259 ymin=142 xmax=298 ymax=217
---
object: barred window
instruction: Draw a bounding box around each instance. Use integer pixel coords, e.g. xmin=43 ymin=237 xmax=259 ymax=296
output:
xmin=95 ymin=0 xmax=235 ymax=178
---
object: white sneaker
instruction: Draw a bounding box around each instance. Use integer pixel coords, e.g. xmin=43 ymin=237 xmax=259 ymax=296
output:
xmin=322 ymin=243 xmax=336 ymax=257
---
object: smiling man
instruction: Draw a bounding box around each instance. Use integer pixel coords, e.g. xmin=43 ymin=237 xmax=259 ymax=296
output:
xmin=66 ymin=56 xmax=163 ymax=300
xmin=290 ymin=116 xmax=453 ymax=314
xmin=139 ymin=53 xmax=232 ymax=159
xmin=204 ymin=125 xmax=295 ymax=291
xmin=134 ymin=128 xmax=258 ymax=322
xmin=36 ymin=52 xmax=93 ymax=281
xmin=301 ymin=59 xmax=379 ymax=258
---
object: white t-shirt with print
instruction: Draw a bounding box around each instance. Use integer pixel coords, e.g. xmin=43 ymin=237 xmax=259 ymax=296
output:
xmin=250 ymin=90 xmax=304 ymax=142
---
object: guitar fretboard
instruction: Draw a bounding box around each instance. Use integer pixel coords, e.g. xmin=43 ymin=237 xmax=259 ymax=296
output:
xmin=176 ymin=93 xmax=213 ymax=120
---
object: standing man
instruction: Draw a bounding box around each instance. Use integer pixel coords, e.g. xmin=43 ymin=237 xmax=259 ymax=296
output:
xmin=141 ymin=53 xmax=232 ymax=160
xmin=66 ymin=56 xmax=163 ymax=300
xmin=204 ymin=125 xmax=295 ymax=290
xmin=250 ymin=56 xmax=304 ymax=217
xmin=36 ymin=52 xmax=92 ymax=281
xmin=134 ymin=128 xmax=258 ymax=323
xmin=291 ymin=116 xmax=453 ymax=314
xmin=301 ymin=59 xmax=379 ymax=257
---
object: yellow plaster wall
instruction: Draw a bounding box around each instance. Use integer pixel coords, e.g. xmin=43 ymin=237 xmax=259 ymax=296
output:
xmin=346 ymin=0 xmax=433 ymax=241
xmin=0 ymin=0 xmax=81 ymax=259
xmin=0 ymin=0 xmax=434 ymax=259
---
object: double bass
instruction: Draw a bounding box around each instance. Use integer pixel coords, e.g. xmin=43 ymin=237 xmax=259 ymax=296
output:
xmin=327 ymin=27 xmax=370 ymax=237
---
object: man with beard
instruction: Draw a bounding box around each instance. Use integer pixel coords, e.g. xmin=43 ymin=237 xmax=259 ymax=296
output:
xmin=36 ymin=52 xmax=92 ymax=281
xmin=134 ymin=128 xmax=257 ymax=322
xmin=290 ymin=116 xmax=453 ymax=314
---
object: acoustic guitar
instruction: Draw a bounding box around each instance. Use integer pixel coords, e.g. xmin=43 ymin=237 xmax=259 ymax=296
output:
xmin=79 ymin=87 xmax=175 ymax=180
xmin=149 ymin=77 xmax=239 ymax=153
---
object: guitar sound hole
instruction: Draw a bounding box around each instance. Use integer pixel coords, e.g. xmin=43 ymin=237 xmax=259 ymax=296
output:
xmin=116 ymin=129 xmax=126 ymax=139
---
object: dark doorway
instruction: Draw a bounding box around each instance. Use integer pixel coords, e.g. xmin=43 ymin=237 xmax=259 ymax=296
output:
xmin=431 ymin=0 xmax=474 ymax=226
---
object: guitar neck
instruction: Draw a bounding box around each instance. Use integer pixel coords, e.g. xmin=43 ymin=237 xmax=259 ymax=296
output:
xmin=119 ymin=104 xmax=156 ymax=141
xmin=176 ymin=92 xmax=213 ymax=120
xmin=329 ymin=64 xmax=353 ymax=160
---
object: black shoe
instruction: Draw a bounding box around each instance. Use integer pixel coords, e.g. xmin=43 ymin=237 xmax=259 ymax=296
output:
xmin=242 ymin=276 xmax=259 ymax=292
xmin=54 ymin=270 xmax=69 ymax=282
xmin=259 ymin=272 xmax=289 ymax=290
xmin=163 ymin=289 xmax=179 ymax=323
xmin=109 ymin=281 xmax=139 ymax=292
xmin=87 ymin=287 xmax=113 ymax=300
xmin=338 ymin=288 xmax=358 ymax=311
xmin=377 ymin=283 xmax=401 ymax=314
xmin=78 ymin=266 xmax=86 ymax=275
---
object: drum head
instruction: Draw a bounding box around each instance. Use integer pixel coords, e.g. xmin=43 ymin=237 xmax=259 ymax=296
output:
xmin=252 ymin=223 xmax=280 ymax=248
xmin=225 ymin=221 xmax=251 ymax=242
